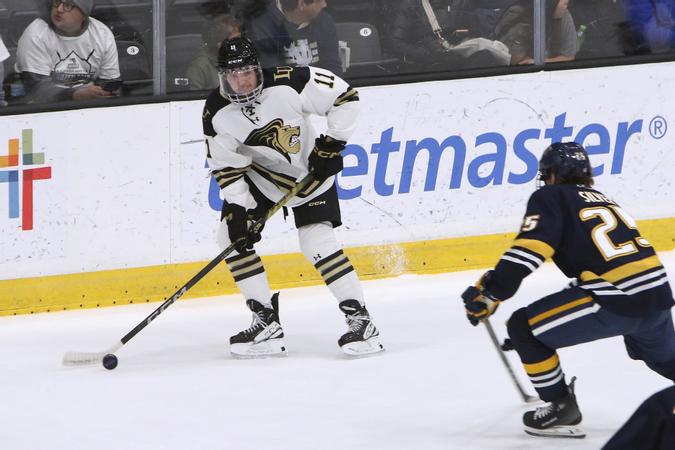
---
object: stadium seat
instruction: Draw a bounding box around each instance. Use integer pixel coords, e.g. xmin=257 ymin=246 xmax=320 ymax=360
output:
xmin=116 ymin=40 xmax=152 ymax=95
xmin=334 ymin=21 xmax=399 ymax=76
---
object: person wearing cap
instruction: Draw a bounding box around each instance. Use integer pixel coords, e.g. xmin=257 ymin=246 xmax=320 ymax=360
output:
xmin=15 ymin=0 xmax=121 ymax=103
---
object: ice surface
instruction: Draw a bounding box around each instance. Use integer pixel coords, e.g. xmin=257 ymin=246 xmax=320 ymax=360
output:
xmin=1 ymin=252 xmax=673 ymax=450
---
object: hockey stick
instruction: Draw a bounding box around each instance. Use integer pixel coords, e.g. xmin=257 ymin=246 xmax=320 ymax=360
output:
xmin=63 ymin=173 xmax=317 ymax=366
xmin=483 ymin=318 xmax=539 ymax=403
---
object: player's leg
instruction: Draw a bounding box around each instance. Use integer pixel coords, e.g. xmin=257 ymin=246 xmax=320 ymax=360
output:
xmin=622 ymin=309 xmax=675 ymax=381
xmin=218 ymin=181 xmax=285 ymax=358
xmin=506 ymin=286 xmax=625 ymax=437
xmin=293 ymin=185 xmax=384 ymax=356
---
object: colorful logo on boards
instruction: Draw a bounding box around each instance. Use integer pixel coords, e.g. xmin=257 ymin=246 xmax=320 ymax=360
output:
xmin=0 ymin=129 xmax=52 ymax=231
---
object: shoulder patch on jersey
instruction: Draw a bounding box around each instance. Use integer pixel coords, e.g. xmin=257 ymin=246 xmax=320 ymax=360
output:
xmin=334 ymin=87 xmax=359 ymax=107
xmin=203 ymin=90 xmax=231 ymax=137
xmin=263 ymin=66 xmax=311 ymax=94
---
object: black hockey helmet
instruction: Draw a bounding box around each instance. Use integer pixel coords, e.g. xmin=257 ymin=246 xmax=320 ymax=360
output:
xmin=216 ymin=37 xmax=263 ymax=104
xmin=538 ymin=142 xmax=594 ymax=186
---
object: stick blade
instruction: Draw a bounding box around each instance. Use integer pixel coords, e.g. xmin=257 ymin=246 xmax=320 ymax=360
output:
xmin=62 ymin=343 xmax=122 ymax=366
xmin=62 ymin=351 xmax=107 ymax=366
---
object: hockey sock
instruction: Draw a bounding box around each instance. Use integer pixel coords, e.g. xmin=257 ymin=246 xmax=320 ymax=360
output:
xmin=507 ymin=308 xmax=568 ymax=401
xmin=298 ymin=222 xmax=364 ymax=305
xmin=225 ymin=250 xmax=272 ymax=307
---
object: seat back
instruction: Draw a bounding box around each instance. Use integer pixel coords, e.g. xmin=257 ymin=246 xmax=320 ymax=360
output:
xmin=335 ymin=22 xmax=384 ymax=65
xmin=116 ymin=40 xmax=151 ymax=81
xmin=115 ymin=39 xmax=152 ymax=96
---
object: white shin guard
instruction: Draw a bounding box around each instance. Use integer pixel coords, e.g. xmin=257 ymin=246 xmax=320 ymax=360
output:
xmin=298 ymin=222 xmax=364 ymax=304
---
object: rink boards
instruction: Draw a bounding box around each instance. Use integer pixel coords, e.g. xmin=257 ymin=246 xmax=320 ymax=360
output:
xmin=1 ymin=62 xmax=674 ymax=315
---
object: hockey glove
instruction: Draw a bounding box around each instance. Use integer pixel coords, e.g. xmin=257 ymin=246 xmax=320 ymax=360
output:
xmin=461 ymin=271 xmax=501 ymax=326
xmin=308 ymin=135 xmax=346 ymax=182
xmin=225 ymin=204 xmax=262 ymax=253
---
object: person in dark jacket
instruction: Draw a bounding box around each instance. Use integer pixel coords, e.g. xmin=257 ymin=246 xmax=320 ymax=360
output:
xmin=385 ymin=0 xmax=511 ymax=71
xmin=239 ymin=0 xmax=342 ymax=75
xmin=494 ymin=0 xmax=578 ymax=64
xmin=602 ymin=385 xmax=675 ymax=450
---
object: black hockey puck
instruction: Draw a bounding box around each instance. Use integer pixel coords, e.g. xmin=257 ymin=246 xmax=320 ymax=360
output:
xmin=102 ymin=353 xmax=118 ymax=370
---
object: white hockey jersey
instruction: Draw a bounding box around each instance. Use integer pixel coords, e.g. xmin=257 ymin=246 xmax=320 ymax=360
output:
xmin=202 ymin=65 xmax=359 ymax=210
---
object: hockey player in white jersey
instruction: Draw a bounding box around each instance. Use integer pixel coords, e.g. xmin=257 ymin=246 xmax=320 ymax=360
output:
xmin=202 ymin=37 xmax=384 ymax=358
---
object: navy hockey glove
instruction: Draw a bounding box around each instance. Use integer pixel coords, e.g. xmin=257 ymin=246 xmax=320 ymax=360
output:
xmin=461 ymin=271 xmax=501 ymax=326
xmin=225 ymin=204 xmax=262 ymax=253
xmin=308 ymin=135 xmax=346 ymax=182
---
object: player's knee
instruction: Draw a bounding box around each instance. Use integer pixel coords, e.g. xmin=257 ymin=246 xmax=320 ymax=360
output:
xmin=298 ymin=222 xmax=340 ymax=261
xmin=507 ymin=307 xmax=534 ymax=346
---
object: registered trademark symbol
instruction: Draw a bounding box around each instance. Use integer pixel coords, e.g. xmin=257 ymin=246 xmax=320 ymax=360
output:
xmin=649 ymin=116 xmax=667 ymax=139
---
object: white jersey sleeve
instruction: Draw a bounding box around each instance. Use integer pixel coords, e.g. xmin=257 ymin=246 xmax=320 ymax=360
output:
xmin=301 ymin=66 xmax=360 ymax=142
xmin=205 ymin=131 xmax=256 ymax=210
xmin=16 ymin=19 xmax=53 ymax=76
xmin=0 ymin=37 xmax=9 ymax=63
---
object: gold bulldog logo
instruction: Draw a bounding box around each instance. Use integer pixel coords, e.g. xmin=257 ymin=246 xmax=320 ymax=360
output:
xmin=244 ymin=119 xmax=301 ymax=161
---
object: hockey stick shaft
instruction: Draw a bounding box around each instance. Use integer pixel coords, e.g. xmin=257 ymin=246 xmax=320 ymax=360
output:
xmin=483 ymin=318 xmax=539 ymax=403
xmin=63 ymin=173 xmax=316 ymax=365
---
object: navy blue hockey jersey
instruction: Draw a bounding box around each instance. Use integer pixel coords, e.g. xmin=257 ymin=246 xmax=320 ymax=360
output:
xmin=485 ymin=184 xmax=673 ymax=316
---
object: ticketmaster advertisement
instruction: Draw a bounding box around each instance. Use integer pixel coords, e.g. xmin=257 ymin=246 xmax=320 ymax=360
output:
xmin=1 ymin=62 xmax=674 ymax=280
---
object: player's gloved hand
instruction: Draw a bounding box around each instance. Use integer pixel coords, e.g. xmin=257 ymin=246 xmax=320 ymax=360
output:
xmin=308 ymin=134 xmax=346 ymax=182
xmin=461 ymin=271 xmax=501 ymax=326
xmin=225 ymin=204 xmax=261 ymax=253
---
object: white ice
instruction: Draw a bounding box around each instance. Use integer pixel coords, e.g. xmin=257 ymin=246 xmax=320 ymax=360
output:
xmin=2 ymin=252 xmax=674 ymax=450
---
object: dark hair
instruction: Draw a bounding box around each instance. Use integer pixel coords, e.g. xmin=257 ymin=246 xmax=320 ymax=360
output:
xmin=280 ymin=0 xmax=317 ymax=13
xmin=202 ymin=14 xmax=241 ymax=48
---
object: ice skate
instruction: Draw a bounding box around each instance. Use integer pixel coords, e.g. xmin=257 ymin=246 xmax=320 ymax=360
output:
xmin=337 ymin=300 xmax=385 ymax=357
xmin=523 ymin=377 xmax=585 ymax=438
xmin=230 ymin=298 xmax=287 ymax=359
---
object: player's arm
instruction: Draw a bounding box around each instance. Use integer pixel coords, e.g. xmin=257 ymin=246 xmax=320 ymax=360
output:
xmin=203 ymin=104 xmax=255 ymax=209
xmin=299 ymin=67 xmax=359 ymax=180
xmin=462 ymin=189 xmax=562 ymax=324
xmin=301 ymin=66 xmax=359 ymax=141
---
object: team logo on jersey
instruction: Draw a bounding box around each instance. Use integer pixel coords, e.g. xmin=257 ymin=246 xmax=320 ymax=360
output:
xmin=52 ymin=50 xmax=96 ymax=88
xmin=244 ymin=119 xmax=301 ymax=161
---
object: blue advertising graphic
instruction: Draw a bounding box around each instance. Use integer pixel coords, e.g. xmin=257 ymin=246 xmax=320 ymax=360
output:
xmin=207 ymin=112 xmax=661 ymax=211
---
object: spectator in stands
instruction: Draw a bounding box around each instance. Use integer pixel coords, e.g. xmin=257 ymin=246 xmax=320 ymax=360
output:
xmin=567 ymin=0 xmax=627 ymax=59
xmin=385 ymin=0 xmax=511 ymax=71
xmin=236 ymin=0 xmax=343 ymax=75
xmin=186 ymin=14 xmax=241 ymax=91
xmin=15 ymin=0 xmax=121 ymax=103
xmin=0 ymin=35 xmax=8 ymax=107
xmin=494 ymin=0 xmax=578 ymax=64
xmin=625 ymin=0 xmax=675 ymax=53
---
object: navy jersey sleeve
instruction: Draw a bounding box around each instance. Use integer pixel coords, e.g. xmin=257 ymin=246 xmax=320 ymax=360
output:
xmin=485 ymin=187 xmax=562 ymax=300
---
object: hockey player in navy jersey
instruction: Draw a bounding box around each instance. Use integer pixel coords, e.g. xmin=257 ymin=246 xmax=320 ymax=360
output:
xmin=202 ymin=37 xmax=384 ymax=358
xmin=461 ymin=142 xmax=675 ymax=438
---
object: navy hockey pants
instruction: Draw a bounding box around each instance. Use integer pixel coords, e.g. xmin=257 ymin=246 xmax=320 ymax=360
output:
xmin=507 ymin=286 xmax=675 ymax=401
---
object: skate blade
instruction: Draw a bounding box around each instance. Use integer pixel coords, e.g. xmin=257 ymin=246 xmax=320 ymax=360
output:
xmin=341 ymin=337 xmax=385 ymax=358
xmin=230 ymin=339 xmax=288 ymax=359
xmin=524 ymin=425 xmax=586 ymax=439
